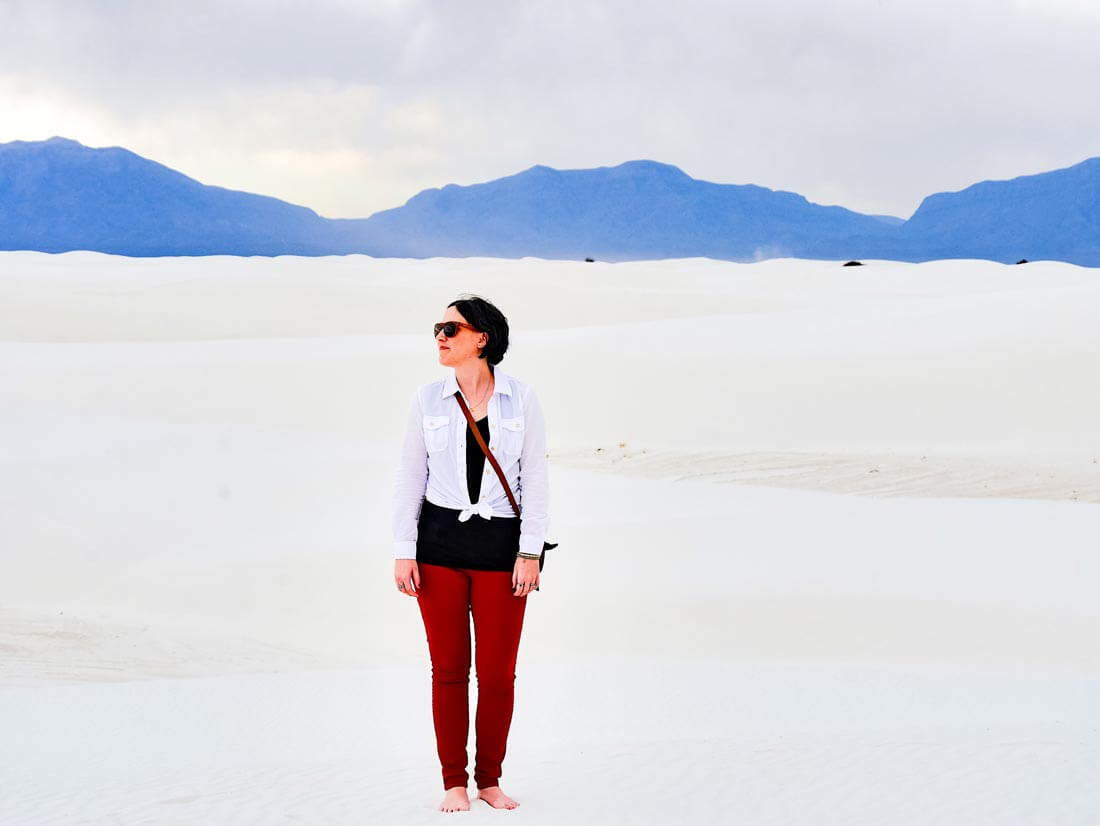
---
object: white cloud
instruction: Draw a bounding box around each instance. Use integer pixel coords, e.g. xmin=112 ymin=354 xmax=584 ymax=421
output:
xmin=2 ymin=0 xmax=1098 ymax=218
xmin=1012 ymin=0 xmax=1100 ymax=24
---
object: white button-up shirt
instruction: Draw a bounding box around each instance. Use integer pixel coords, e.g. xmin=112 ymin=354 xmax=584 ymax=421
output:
xmin=392 ymin=367 xmax=551 ymax=560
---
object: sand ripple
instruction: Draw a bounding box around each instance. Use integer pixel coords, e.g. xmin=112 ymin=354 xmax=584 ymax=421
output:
xmin=553 ymin=446 xmax=1100 ymax=503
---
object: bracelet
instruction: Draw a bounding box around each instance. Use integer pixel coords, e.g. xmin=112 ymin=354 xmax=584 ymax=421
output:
xmin=517 ymin=552 xmax=541 ymax=560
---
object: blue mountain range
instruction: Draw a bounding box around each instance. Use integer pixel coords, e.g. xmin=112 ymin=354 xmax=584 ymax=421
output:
xmin=1 ymin=136 xmax=1098 ymax=265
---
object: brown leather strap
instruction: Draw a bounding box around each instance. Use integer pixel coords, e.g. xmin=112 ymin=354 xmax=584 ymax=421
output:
xmin=454 ymin=390 xmax=521 ymax=517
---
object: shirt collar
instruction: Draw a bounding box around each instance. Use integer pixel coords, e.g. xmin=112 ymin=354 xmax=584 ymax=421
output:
xmin=441 ymin=368 xmax=512 ymax=400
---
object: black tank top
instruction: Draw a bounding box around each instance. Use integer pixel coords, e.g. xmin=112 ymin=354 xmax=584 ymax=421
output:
xmin=466 ymin=414 xmax=492 ymax=502
xmin=414 ymin=413 xmax=521 ymax=572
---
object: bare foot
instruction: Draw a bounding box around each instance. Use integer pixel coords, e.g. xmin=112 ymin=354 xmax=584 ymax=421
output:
xmin=477 ymin=786 xmax=520 ymax=809
xmin=439 ymin=786 xmax=470 ymax=812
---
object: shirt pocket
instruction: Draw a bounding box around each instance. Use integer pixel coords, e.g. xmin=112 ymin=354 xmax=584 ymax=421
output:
xmin=499 ymin=416 xmax=525 ymax=456
xmin=422 ymin=415 xmax=450 ymax=453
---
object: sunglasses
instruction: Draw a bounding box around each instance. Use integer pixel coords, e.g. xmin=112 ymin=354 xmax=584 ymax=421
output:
xmin=434 ymin=321 xmax=479 ymax=338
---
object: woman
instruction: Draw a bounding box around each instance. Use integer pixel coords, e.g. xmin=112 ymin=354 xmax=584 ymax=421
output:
xmin=391 ymin=294 xmax=550 ymax=813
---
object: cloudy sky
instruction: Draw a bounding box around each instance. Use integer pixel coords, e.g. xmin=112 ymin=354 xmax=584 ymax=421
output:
xmin=2 ymin=0 xmax=1098 ymax=219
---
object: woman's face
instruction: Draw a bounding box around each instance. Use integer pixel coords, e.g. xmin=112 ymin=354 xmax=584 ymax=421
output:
xmin=437 ymin=306 xmax=487 ymax=368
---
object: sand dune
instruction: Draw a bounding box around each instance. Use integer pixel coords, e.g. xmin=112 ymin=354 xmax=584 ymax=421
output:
xmin=2 ymin=251 xmax=1098 ymax=823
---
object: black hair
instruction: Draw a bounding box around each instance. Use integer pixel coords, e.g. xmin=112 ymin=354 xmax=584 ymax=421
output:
xmin=447 ymin=294 xmax=510 ymax=369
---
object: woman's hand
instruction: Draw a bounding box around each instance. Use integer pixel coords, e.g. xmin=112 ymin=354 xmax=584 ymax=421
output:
xmin=513 ymin=557 xmax=540 ymax=596
xmin=395 ymin=559 xmax=420 ymax=597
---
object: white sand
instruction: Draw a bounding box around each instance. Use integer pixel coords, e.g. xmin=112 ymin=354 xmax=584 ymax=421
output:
xmin=1 ymin=251 xmax=1098 ymax=823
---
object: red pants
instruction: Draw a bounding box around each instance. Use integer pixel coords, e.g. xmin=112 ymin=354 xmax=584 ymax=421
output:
xmin=416 ymin=562 xmax=529 ymax=790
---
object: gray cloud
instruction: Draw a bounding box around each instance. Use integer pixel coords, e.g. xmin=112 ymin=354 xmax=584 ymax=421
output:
xmin=2 ymin=0 xmax=1098 ymax=218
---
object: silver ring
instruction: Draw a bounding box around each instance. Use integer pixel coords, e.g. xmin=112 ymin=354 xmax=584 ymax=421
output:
xmin=398 ymin=583 xmax=406 ymax=589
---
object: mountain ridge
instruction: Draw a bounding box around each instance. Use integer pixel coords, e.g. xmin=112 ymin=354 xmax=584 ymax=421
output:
xmin=2 ymin=136 xmax=1098 ymax=265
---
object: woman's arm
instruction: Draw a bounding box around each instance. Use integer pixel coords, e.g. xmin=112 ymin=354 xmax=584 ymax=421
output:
xmin=392 ymin=389 xmax=428 ymax=559
xmin=517 ymin=387 xmax=550 ymax=558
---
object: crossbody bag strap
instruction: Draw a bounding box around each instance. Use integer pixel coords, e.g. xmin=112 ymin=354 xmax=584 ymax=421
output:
xmin=454 ymin=390 xmax=521 ymax=517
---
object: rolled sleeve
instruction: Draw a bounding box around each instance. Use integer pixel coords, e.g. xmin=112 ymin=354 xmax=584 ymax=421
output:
xmin=392 ymin=389 xmax=428 ymax=560
xmin=517 ymin=387 xmax=551 ymax=557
